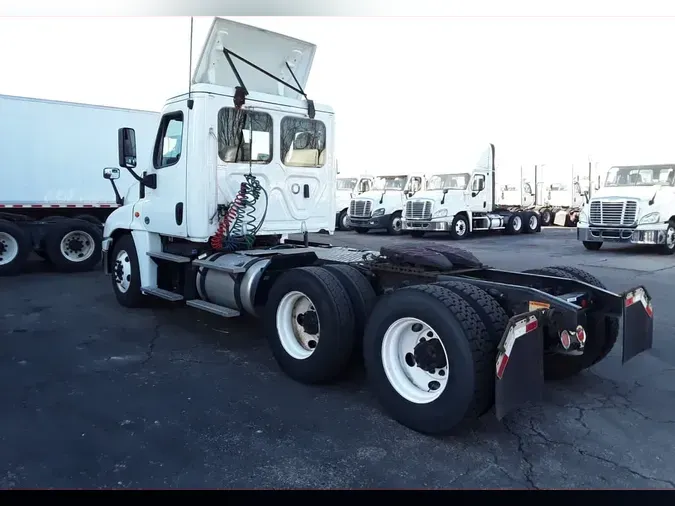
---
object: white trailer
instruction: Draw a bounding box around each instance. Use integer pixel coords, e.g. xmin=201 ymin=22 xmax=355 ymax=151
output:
xmin=0 ymin=94 xmax=160 ymax=275
xmin=98 ymin=18 xmax=654 ymax=436
xmin=335 ymin=175 xmax=374 ymax=231
xmin=346 ymin=173 xmax=426 ymax=235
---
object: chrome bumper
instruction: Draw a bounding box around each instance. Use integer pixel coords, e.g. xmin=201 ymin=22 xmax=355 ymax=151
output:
xmin=402 ymin=220 xmax=450 ymax=232
xmin=577 ymin=226 xmax=667 ymax=245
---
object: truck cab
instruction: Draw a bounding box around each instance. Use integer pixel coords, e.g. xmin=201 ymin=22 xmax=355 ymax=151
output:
xmin=346 ymin=173 xmax=425 ymax=235
xmin=497 ymin=181 xmax=535 ymax=208
xmin=577 ymin=163 xmax=675 ymax=254
xmin=335 ymin=175 xmax=373 ymax=231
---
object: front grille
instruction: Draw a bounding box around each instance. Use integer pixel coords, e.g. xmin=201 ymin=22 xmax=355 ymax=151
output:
xmin=405 ymin=200 xmax=432 ymax=220
xmin=589 ymin=200 xmax=638 ymax=226
xmin=349 ymin=199 xmax=372 ymax=217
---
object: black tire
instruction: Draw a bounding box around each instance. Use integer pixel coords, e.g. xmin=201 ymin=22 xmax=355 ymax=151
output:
xmin=0 ymin=219 xmax=31 ymax=276
xmin=449 ymin=214 xmax=470 ymax=240
xmin=43 ymin=219 xmax=102 ymax=273
xmin=524 ymin=266 xmax=619 ymax=380
xmin=323 ymin=264 xmax=377 ymax=358
xmin=523 ymin=211 xmax=540 ymax=234
xmin=505 ymin=213 xmax=524 ymax=235
xmin=363 ymin=284 xmax=494 ymax=434
xmin=387 ymin=211 xmax=404 ymax=235
xmin=40 ymin=215 xmax=68 ymax=222
xmin=409 ymin=231 xmax=425 ymax=238
xmin=434 ymin=280 xmax=509 ymax=414
xmin=540 ymin=209 xmax=553 ymax=227
xmin=265 ymin=266 xmax=356 ymax=384
xmin=110 ymin=233 xmax=146 ymax=308
xmin=74 ymin=214 xmax=103 ymax=227
xmin=583 ymin=241 xmax=602 ymax=251
xmin=337 ymin=210 xmax=350 ymax=231
xmin=657 ymin=220 xmax=675 ymax=255
xmin=354 ymin=227 xmax=369 ymax=234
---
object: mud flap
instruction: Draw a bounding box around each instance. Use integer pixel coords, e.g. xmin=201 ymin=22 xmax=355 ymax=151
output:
xmin=494 ymin=310 xmax=545 ymax=420
xmin=621 ymin=286 xmax=654 ymax=364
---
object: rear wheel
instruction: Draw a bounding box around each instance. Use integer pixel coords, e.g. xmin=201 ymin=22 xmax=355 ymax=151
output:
xmin=0 ymin=220 xmax=31 ymax=276
xmin=363 ymin=284 xmax=494 ymax=434
xmin=505 ymin=213 xmax=523 ymax=235
xmin=523 ymin=266 xmax=619 ymax=380
xmin=523 ymin=211 xmax=540 ymax=234
xmin=265 ymin=266 xmax=356 ymax=384
xmin=540 ymin=209 xmax=553 ymax=226
xmin=583 ymin=241 xmax=602 ymax=251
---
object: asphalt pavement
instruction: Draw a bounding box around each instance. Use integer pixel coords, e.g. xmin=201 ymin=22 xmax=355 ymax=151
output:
xmin=1 ymin=228 xmax=674 ymax=489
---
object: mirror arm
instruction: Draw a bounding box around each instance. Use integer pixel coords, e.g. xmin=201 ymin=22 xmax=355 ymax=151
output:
xmin=108 ymin=180 xmax=124 ymax=206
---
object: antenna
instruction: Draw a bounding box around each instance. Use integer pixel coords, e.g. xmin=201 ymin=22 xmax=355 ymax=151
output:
xmin=187 ymin=16 xmax=194 ymax=110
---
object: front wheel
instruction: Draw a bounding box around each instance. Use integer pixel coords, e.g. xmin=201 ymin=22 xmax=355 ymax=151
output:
xmin=657 ymin=221 xmax=675 ymax=255
xmin=449 ymin=214 xmax=469 ymax=240
xmin=337 ymin=210 xmax=351 ymax=231
xmin=387 ymin=212 xmax=403 ymax=235
xmin=540 ymin=209 xmax=553 ymax=226
xmin=110 ymin=234 xmax=146 ymax=308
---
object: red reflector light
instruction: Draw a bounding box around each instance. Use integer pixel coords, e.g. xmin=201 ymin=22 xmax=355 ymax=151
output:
xmin=525 ymin=320 xmax=538 ymax=333
xmin=625 ymin=296 xmax=634 ymax=307
xmin=560 ymin=330 xmax=571 ymax=349
xmin=645 ymin=303 xmax=653 ymax=318
xmin=575 ymin=325 xmax=586 ymax=344
xmin=580 ymin=299 xmax=588 ymax=308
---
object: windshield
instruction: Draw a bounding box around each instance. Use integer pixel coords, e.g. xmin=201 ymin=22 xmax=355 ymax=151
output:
xmin=605 ymin=165 xmax=675 ymax=187
xmin=372 ymin=175 xmax=408 ymax=190
xmin=336 ymin=178 xmax=357 ymax=190
xmin=427 ymin=173 xmax=470 ymax=190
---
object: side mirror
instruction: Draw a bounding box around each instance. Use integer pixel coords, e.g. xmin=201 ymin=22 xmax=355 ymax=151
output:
xmin=103 ymin=167 xmax=121 ymax=180
xmin=118 ymin=127 xmax=137 ymax=169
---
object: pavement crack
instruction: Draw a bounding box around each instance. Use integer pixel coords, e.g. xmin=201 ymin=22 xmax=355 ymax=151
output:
xmin=503 ymin=419 xmax=539 ymax=489
xmin=577 ymin=450 xmax=675 ymax=488
xmin=142 ymin=324 xmax=162 ymax=364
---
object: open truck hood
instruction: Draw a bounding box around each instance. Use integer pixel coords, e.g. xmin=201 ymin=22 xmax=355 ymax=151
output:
xmin=192 ymin=17 xmax=316 ymax=100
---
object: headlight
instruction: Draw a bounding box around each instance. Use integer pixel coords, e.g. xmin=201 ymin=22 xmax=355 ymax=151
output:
xmin=639 ymin=212 xmax=660 ymax=225
xmin=372 ymin=208 xmax=385 ymax=217
xmin=433 ymin=208 xmax=448 ymax=218
xmin=578 ymin=210 xmax=588 ymax=224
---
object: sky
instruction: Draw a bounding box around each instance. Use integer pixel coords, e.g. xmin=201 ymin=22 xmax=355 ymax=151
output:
xmin=0 ymin=15 xmax=673 ymax=182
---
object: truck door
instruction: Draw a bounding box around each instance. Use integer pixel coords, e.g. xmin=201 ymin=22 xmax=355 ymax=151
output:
xmin=466 ymin=173 xmax=488 ymax=211
xmin=139 ymin=104 xmax=189 ymax=237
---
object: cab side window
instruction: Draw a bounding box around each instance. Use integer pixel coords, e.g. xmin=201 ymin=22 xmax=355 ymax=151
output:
xmin=281 ymin=117 xmax=327 ymax=167
xmin=472 ymin=174 xmax=486 ymax=192
xmin=217 ymin=107 xmax=273 ymax=164
xmin=153 ymin=112 xmax=184 ymax=169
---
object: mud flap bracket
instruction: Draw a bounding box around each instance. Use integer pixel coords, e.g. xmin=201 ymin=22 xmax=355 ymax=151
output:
xmin=621 ymin=286 xmax=654 ymax=364
xmin=494 ymin=310 xmax=545 ymax=420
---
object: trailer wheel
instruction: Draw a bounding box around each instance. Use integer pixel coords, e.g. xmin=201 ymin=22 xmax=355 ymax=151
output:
xmin=0 ymin=220 xmax=31 ymax=276
xmin=523 ymin=211 xmax=540 ymax=234
xmin=449 ymin=214 xmax=469 ymax=240
xmin=387 ymin=211 xmax=404 ymax=235
xmin=363 ymin=284 xmax=493 ymax=434
xmin=43 ymin=219 xmax=102 ymax=273
xmin=540 ymin=209 xmax=553 ymax=226
xmin=524 ymin=266 xmax=619 ymax=380
xmin=504 ymin=213 xmax=523 ymax=235
xmin=74 ymin=214 xmax=103 ymax=227
xmin=582 ymin=241 xmax=602 ymax=251
xmin=354 ymin=227 xmax=369 ymax=234
xmin=323 ymin=264 xmax=376 ymax=347
xmin=265 ymin=266 xmax=356 ymax=384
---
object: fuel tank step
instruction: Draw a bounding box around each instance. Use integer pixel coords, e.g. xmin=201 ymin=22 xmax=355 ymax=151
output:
xmin=185 ymin=299 xmax=241 ymax=317
xmin=192 ymin=259 xmax=246 ymax=274
xmin=147 ymin=251 xmax=191 ymax=263
xmin=141 ymin=286 xmax=184 ymax=301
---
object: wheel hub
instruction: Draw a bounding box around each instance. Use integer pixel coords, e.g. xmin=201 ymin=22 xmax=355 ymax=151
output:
xmin=114 ymin=259 xmax=124 ymax=283
xmin=67 ymin=237 xmax=85 ymax=253
xmin=0 ymin=241 xmax=6 ymax=255
xmin=296 ymin=310 xmax=319 ymax=335
xmin=412 ymin=338 xmax=448 ymax=373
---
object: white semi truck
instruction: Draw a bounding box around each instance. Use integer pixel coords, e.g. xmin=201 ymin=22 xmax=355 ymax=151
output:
xmin=0 ymin=94 xmax=160 ymax=275
xmin=99 ymin=17 xmax=654 ymax=436
xmin=335 ymin=175 xmax=373 ymax=231
xmin=346 ymin=173 xmax=426 ymax=235
xmin=402 ymin=149 xmax=542 ymax=239
xmin=577 ymin=163 xmax=675 ymax=254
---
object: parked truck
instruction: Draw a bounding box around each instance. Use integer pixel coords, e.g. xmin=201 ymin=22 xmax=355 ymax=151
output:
xmin=402 ymin=150 xmax=542 ymax=239
xmin=99 ymin=17 xmax=654 ymax=435
xmin=335 ymin=175 xmax=374 ymax=231
xmin=346 ymin=173 xmax=426 ymax=235
xmin=577 ymin=163 xmax=675 ymax=254
xmin=0 ymin=94 xmax=160 ymax=275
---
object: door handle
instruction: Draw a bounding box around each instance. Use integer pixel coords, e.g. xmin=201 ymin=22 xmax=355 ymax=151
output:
xmin=303 ymin=184 xmax=310 ymax=198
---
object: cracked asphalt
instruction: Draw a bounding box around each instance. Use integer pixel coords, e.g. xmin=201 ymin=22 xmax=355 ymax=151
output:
xmin=1 ymin=228 xmax=675 ymax=489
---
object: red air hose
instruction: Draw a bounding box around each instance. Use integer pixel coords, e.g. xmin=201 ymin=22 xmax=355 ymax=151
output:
xmin=210 ymin=183 xmax=247 ymax=250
